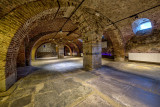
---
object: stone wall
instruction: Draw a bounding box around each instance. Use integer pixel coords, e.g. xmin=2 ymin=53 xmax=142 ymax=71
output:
xmin=126 ymin=29 xmax=160 ymax=54
xmin=36 ymin=43 xmax=57 ymax=58
xmin=83 ymin=31 xmax=102 ymax=70
xmin=0 ymin=0 xmax=160 ymax=91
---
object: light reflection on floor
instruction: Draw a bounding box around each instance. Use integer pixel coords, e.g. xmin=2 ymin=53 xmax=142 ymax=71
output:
xmin=31 ymin=56 xmax=160 ymax=80
xmin=32 ymin=57 xmax=83 ymax=73
xmin=126 ymin=64 xmax=151 ymax=70
xmin=9 ymin=56 xmax=160 ymax=107
xmin=43 ymin=62 xmax=83 ymax=72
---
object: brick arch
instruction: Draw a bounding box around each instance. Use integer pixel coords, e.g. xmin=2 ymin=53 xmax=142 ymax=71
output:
xmin=104 ymin=28 xmax=125 ymax=61
xmin=25 ymin=32 xmax=82 ymax=64
xmin=31 ymin=41 xmax=57 ymax=61
xmin=31 ymin=41 xmax=73 ymax=60
xmin=64 ymin=45 xmax=73 ymax=56
xmin=25 ymin=32 xmax=58 ymax=65
xmin=73 ymin=40 xmax=83 ymax=53
xmin=71 ymin=42 xmax=81 ymax=57
xmin=0 ymin=1 xmax=59 ymax=91
xmin=62 ymin=42 xmax=81 ymax=57
xmin=29 ymin=33 xmax=77 ymax=61
xmin=0 ymin=0 xmax=123 ymax=91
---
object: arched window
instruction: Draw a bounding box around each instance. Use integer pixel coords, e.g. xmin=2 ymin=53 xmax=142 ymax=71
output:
xmin=132 ymin=18 xmax=152 ymax=35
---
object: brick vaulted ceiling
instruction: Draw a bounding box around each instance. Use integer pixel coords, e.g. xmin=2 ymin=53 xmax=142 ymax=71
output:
xmin=1 ymin=0 xmax=160 ymax=37
xmin=0 ymin=0 xmax=159 ymax=20
xmin=0 ymin=0 xmax=160 ymax=79
xmin=0 ymin=0 xmax=160 ymax=44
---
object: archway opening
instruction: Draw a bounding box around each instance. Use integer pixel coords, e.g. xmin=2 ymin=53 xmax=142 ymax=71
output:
xmin=36 ymin=43 xmax=57 ymax=59
xmin=64 ymin=45 xmax=72 ymax=56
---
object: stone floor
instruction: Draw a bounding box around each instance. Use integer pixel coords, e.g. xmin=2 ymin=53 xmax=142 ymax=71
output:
xmin=0 ymin=57 xmax=160 ymax=107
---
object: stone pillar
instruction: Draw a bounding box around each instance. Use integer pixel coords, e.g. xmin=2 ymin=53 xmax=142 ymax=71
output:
xmin=58 ymin=44 xmax=64 ymax=59
xmin=83 ymin=31 xmax=102 ymax=70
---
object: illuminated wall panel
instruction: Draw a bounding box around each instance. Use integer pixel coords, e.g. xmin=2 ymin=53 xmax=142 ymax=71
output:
xmin=129 ymin=53 xmax=160 ymax=63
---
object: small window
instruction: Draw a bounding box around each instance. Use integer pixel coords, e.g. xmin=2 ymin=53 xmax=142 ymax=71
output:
xmin=132 ymin=18 xmax=152 ymax=35
xmin=140 ymin=22 xmax=152 ymax=30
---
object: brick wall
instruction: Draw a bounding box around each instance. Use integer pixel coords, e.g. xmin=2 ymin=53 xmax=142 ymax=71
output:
xmin=17 ymin=41 xmax=26 ymax=67
xmin=0 ymin=0 xmax=159 ymax=91
xmin=36 ymin=43 xmax=57 ymax=58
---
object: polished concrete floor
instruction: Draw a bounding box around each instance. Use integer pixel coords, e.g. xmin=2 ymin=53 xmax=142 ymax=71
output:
xmin=0 ymin=57 xmax=160 ymax=107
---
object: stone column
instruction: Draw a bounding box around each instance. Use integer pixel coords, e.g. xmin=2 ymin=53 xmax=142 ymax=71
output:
xmin=58 ymin=44 xmax=64 ymax=59
xmin=83 ymin=31 xmax=102 ymax=70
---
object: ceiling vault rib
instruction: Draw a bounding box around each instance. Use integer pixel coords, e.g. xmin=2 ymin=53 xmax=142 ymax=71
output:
xmin=60 ymin=0 xmax=85 ymax=30
xmin=71 ymin=36 xmax=81 ymax=42
xmin=107 ymin=4 xmax=160 ymax=27
xmin=53 ymin=0 xmax=85 ymax=41
xmin=51 ymin=0 xmax=61 ymax=40
xmin=66 ymin=27 xmax=78 ymax=36
xmin=54 ymin=0 xmax=60 ymax=19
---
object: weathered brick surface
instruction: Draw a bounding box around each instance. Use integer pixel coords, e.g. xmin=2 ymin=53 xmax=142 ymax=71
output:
xmin=65 ymin=45 xmax=73 ymax=56
xmin=104 ymin=28 xmax=125 ymax=61
xmin=0 ymin=0 xmax=59 ymax=91
xmin=126 ymin=29 xmax=160 ymax=54
xmin=0 ymin=0 xmax=160 ymax=91
xmin=17 ymin=41 xmax=26 ymax=67
xmin=30 ymin=35 xmax=81 ymax=60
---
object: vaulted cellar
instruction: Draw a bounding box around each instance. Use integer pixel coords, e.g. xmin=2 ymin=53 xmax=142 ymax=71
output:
xmin=0 ymin=0 xmax=160 ymax=107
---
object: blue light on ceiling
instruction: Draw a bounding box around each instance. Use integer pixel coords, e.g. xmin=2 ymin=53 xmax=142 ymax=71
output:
xmin=140 ymin=22 xmax=152 ymax=30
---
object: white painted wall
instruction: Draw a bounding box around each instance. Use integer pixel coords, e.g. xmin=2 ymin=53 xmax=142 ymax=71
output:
xmin=129 ymin=53 xmax=160 ymax=63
